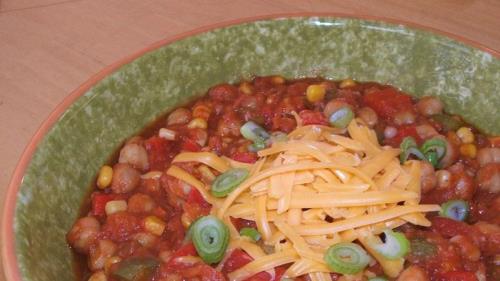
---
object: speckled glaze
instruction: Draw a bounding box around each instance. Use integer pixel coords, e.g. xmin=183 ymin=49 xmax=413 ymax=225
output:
xmin=3 ymin=16 xmax=500 ymax=281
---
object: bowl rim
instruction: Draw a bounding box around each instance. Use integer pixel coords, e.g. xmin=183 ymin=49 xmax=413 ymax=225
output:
xmin=2 ymin=12 xmax=499 ymax=281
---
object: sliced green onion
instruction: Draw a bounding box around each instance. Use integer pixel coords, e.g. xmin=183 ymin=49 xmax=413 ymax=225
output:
xmin=239 ymin=227 xmax=261 ymax=242
xmin=324 ymin=242 xmax=370 ymax=274
xmin=440 ymin=199 xmax=469 ymax=221
xmin=421 ymin=138 xmax=447 ymax=160
xmin=248 ymin=140 xmax=267 ymax=152
xmin=368 ymin=277 xmax=388 ymax=281
xmin=373 ymin=229 xmax=410 ymax=259
xmin=329 ymin=107 xmax=354 ymax=128
xmin=430 ymin=114 xmax=463 ymax=132
xmin=425 ymin=151 xmax=439 ymax=167
xmin=112 ymin=257 xmax=159 ymax=281
xmin=409 ymin=237 xmax=437 ymax=258
xmin=211 ymin=168 xmax=249 ymax=197
xmin=400 ymin=137 xmax=425 ymax=163
xmin=191 ymin=215 xmax=229 ymax=264
xmin=240 ymin=121 xmax=270 ymax=143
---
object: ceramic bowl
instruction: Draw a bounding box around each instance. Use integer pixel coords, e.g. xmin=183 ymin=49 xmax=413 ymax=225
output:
xmin=2 ymin=14 xmax=500 ymax=281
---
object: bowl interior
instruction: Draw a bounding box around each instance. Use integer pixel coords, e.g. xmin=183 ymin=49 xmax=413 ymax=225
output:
xmin=9 ymin=16 xmax=500 ymax=281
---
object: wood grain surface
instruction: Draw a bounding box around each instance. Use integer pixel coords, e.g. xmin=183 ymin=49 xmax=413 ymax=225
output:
xmin=1 ymin=1 xmax=499 ymax=280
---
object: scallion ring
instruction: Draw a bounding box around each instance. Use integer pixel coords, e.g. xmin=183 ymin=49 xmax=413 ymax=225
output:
xmin=420 ymin=138 xmax=447 ymax=167
xmin=440 ymin=199 xmax=469 ymax=221
xmin=373 ymin=229 xmax=410 ymax=259
xmin=239 ymin=227 xmax=261 ymax=242
xmin=399 ymin=137 xmax=425 ymax=163
xmin=425 ymin=151 xmax=439 ymax=167
xmin=324 ymin=242 xmax=370 ymax=274
xmin=211 ymin=168 xmax=249 ymax=197
xmin=329 ymin=107 xmax=354 ymax=128
xmin=191 ymin=215 xmax=229 ymax=264
xmin=240 ymin=121 xmax=270 ymax=143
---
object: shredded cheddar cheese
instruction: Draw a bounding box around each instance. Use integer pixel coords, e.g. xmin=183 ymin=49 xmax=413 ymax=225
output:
xmin=168 ymin=118 xmax=441 ymax=280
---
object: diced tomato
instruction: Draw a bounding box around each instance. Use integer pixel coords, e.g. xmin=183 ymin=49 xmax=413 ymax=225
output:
xmin=430 ymin=217 xmax=485 ymax=247
xmin=299 ymin=110 xmax=328 ymax=126
xmin=186 ymin=188 xmax=209 ymax=207
xmin=164 ymin=242 xmax=198 ymax=268
xmin=363 ymin=87 xmax=414 ymax=121
xmin=384 ymin=125 xmax=422 ymax=147
xmin=230 ymin=217 xmax=258 ymax=232
xmin=181 ymin=137 xmax=201 ymax=152
xmin=102 ymin=212 xmax=141 ymax=242
xmin=438 ymin=271 xmax=478 ymax=281
xmin=172 ymin=243 xmax=197 ymax=258
xmin=222 ymin=249 xmax=253 ymax=273
xmin=184 ymin=189 xmax=211 ymax=221
xmin=144 ymin=136 xmax=171 ymax=170
xmin=261 ymin=105 xmax=276 ymax=129
xmin=91 ymin=193 xmax=116 ymax=216
xmin=272 ymin=116 xmax=296 ymax=133
xmin=222 ymin=249 xmax=280 ymax=281
xmin=232 ymin=151 xmax=257 ymax=163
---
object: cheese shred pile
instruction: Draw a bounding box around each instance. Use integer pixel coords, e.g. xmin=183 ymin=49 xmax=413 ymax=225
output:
xmin=167 ymin=119 xmax=441 ymax=281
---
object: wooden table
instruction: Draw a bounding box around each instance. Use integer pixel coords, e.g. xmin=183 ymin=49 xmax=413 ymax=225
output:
xmin=1 ymin=0 xmax=499 ymax=280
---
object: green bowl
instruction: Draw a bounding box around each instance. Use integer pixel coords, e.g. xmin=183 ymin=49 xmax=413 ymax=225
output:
xmin=2 ymin=15 xmax=500 ymax=281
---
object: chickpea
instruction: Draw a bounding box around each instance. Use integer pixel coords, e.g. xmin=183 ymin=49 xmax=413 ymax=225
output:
xmin=436 ymin=169 xmax=452 ymax=189
xmin=111 ymin=163 xmax=140 ymax=194
xmin=477 ymin=147 xmax=500 ymax=167
xmin=450 ymin=235 xmax=480 ymax=262
xmin=88 ymin=240 xmax=117 ymax=271
xmin=393 ymin=110 xmax=416 ymax=126
xmin=384 ymin=126 xmax=398 ymax=139
xmin=127 ymin=193 xmax=156 ymax=214
xmin=421 ymin=161 xmax=437 ymax=193
xmin=167 ymin=108 xmax=191 ymax=126
xmin=396 ymin=266 xmax=429 ymax=281
xmin=357 ymin=107 xmax=378 ymax=127
xmin=134 ymin=232 xmax=158 ymax=248
xmin=416 ymin=124 xmax=438 ymax=140
xmin=476 ymin=163 xmax=500 ymax=193
xmin=417 ymin=96 xmax=444 ymax=116
xmin=118 ymin=143 xmax=149 ymax=172
xmin=324 ymin=99 xmax=351 ymax=118
xmin=67 ymin=216 xmax=101 ymax=254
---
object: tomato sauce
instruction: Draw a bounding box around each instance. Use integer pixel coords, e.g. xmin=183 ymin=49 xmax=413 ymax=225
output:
xmin=68 ymin=76 xmax=499 ymax=281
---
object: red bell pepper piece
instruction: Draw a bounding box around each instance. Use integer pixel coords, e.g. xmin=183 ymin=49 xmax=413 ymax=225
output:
xmin=91 ymin=193 xmax=116 ymax=216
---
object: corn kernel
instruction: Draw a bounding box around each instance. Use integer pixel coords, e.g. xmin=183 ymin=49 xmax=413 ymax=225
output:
xmin=187 ymin=118 xmax=207 ymax=129
xmin=159 ymin=128 xmax=176 ymax=140
xmin=105 ymin=200 xmax=127 ymax=215
xmin=97 ymin=165 xmax=113 ymax=189
xmin=306 ymin=84 xmax=326 ymax=103
xmin=239 ymin=81 xmax=253 ymax=95
xmin=181 ymin=212 xmax=192 ymax=229
xmin=144 ymin=216 xmax=166 ymax=236
xmin=271 ymin=75 xmax=285 ymax=84
xmin=339 ymin=78 xmax=356 ymax=88
xmin=104 ymin=256 xmax=121 ymax=275
xmin=456 ymin=127 xmax=475 ymax=144
xmin=460 ymin=143 xmax=477 ymax=158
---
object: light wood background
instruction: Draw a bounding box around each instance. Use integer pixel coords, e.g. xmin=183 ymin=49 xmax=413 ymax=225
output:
xmin=1 ymin=1 xmax=499 ymax=280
